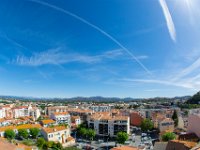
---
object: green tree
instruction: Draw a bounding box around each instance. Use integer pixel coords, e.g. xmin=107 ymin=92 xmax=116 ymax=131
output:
xmin=29 ymin=128 xmax=40 ymax=139
xmin=86 ymin=129 xmax=96 ymax=141
xmin=162 ymin=132 xmax=176 ymax=141
xmin=36 ymin=137 xmax=46 ymax=148
xmin=18 ymin=129 xmax=29 ymax=139
xmin=141 ymin=119 xmax=154 ymax=131
xmin=4 ymin=129 xmax=16 ymax=140
xmin=52 ymin=142 xmax=63 ymax=150
xmin=172 ymin=110 xmax=178 ymax=126
xmin=116 ymin=132 xmax=129 ymax=144
xmin=78 ymin=127 xmax=87 ymax=137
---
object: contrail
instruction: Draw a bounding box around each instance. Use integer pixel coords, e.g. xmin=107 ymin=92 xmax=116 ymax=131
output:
xmin=27 ymin=0 xmax=151 ymax=75
xmin=159 ymin=0 xmax=176 ymax=42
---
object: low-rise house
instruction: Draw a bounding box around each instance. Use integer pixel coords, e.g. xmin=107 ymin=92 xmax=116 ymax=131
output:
xmin=0 ymin=124 xmax=42 ymax=137
xmin=71 ymin=116 xmax=81 ymax=126
xmin=0 ymin=118 xmax=11 ymax=127
xmin=40 ymin=119 xmax=56 ymax=127
xmin=41 ymin=125 xmax=75 ymax=147
xmin=50 ymin=112 xmax=71 ymax=125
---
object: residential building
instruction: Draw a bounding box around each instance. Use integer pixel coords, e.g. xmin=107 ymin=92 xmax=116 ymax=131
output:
xmin=0 ymin=108 xmax=6 ymax=119
xmin=88 ymin=112 xmax=130 ymax=137
xmin=40 ymin=119 xmax=56 ymax=127
xmin=71 ymin=116 xmax=81 ymax=126
xmin=46 ymin=106 xmax=92 ymax=122
xmin=50 ymin=112 xmax=71 ymax=125
xmin=89 ymin=105 xmax=111 ymax=112
xmin=0 ymin=124 xmax=41 ymax=137
xmin=41 ymin=125 xmax=75 ymax=147
xmin=187 ymin=110 xmax=200 ymax=138
xmin=158 ymin=118 xmax=174 ymax=133
xmin=0 ymin=118 xmax=11 ymax=127
xmin=130 ymin=112 xmax=144 ymax=126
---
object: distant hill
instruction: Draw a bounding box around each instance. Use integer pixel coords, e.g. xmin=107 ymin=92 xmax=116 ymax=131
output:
xmin=0 ymin=95 xmax=191 ymax=103
xmin=187 ymin=91 xmax=200 ymax=104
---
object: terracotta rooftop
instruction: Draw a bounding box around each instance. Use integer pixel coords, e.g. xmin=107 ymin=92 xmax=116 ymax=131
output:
xmin=89 ymin=112 xmax=129 ymax=121
xmin=111 ymin=146 xmax=139 ymax=150
xmin=41 ymin=119 xmax=55 ymax=124
xmin=53 ymin=112 xmax=69 ymax=115
xmin=42 ymin=125 xmax=68 ymax=133
xmin=0 ymin=124 xmax=41 ymax=132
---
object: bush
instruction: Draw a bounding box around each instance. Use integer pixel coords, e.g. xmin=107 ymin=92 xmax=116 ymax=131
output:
xmin=36 ymin=137 xmax=46 ymax=148
xmin=22 ymin=139 xmax=35 ymax=146
xmin=18 ymin=129 xmax=29 ymax=139
xmin=116 ymin=132 xmax=129 ymax=144
xmin=29 ymin=128 xmax=40 ymax=139
xmin=4 ymin=129 xmax=16 ymax=140
xmin=162 ymin=132 xmax=176 ymax=141
xmin=141 ymin=119 xmax=154 ymax=131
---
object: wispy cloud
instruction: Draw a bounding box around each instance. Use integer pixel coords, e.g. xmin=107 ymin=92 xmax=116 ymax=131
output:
xmin=13 ymin=48 xmax=134 ymax=66
xmin=173 ymin=57 xmax=200 ymax=81
xmin=123 ymin=78 xmax=193 ymax=89
xmin=159 ymin=0 xmax=176 ymax=42
xmin=27 ymin=0 xmax=151 ymax=75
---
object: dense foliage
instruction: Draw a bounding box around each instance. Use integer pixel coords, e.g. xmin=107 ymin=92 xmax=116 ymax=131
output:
xmin=172 ymin=110 xmax=178 ymax=127
xmin=162 ymin=132 xmax=176 ymax=141
xmin=37 ymin=137 xmax=64 ymax=150
xmin=18 ymin=128 xmax=29 ymax=139
xmin=141 ymin=119 xmax=154 ymax=131
xmin=29 ymin=128 xmax=40 ymax=138
xmin=4 ymin=129 xmax=16 ymax=140
xmin=187 ymin=91 xmax=200 ymax=104
xmin=116 ymin=132 xmax=129 ymax=144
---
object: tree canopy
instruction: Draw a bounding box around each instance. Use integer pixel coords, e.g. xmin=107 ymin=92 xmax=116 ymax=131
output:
xmin=18 ymin=128 xmax=29 ymax=139
xmin=141 ymin=119 xmax=154 ymax=131
xmin=187 ymin=91 xmax=200 ymax=104
xmin=162 ymin=132 xmax=176 ymax=141
xmin=29 ymin=128 xmax=40 ymax=139
xmin=4 ymin=129 xmax=16 ymax=140
xmin=116 ymin=132 xmax=129 ymax=144
xmin=86 ymin=129 xmax=96 ymax=141
xmin=172 ymin=110 xmax=178 ymax=127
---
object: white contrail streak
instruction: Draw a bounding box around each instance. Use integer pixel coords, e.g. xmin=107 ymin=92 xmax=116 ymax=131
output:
xmin=27 ymin=0 xmax=151 ymax=75
xmin=159 ymin=0 xmax=176 ymax=42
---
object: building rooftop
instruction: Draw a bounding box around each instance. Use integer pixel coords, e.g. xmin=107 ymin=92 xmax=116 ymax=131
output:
xmin=53 ymin=112 xmax=69 ymax=116
xmin=41 ymin=119 xmax=55 ymax=125
xmin=42 ymin=125 xmax=68 ymax=133
xmin=111 ymin=146 xmax=139 ymax=150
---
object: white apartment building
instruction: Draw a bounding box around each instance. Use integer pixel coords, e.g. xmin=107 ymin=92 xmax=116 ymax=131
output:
xmin=13 ymin=105 xmax=40 ymax=120
xmin=88 ymin=112 xmax=130 ymax=137
xmin=71 ymin=116 xmax=81 ymax=126
xmin=50 ymin=112 xmax=71 ymax=125
xmin=0 ymin=108 xmax=6 ymax=119
xmin=89 ymin=105 xmax=111 ymax=112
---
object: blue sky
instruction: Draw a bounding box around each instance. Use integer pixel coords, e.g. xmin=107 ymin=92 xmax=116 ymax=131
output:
xmin=0 ymin=0 xmax=200 ymax=98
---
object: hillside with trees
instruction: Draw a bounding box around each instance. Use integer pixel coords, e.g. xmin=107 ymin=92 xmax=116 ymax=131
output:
xmin=187 ymin=91 xmax=200 ymax=104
